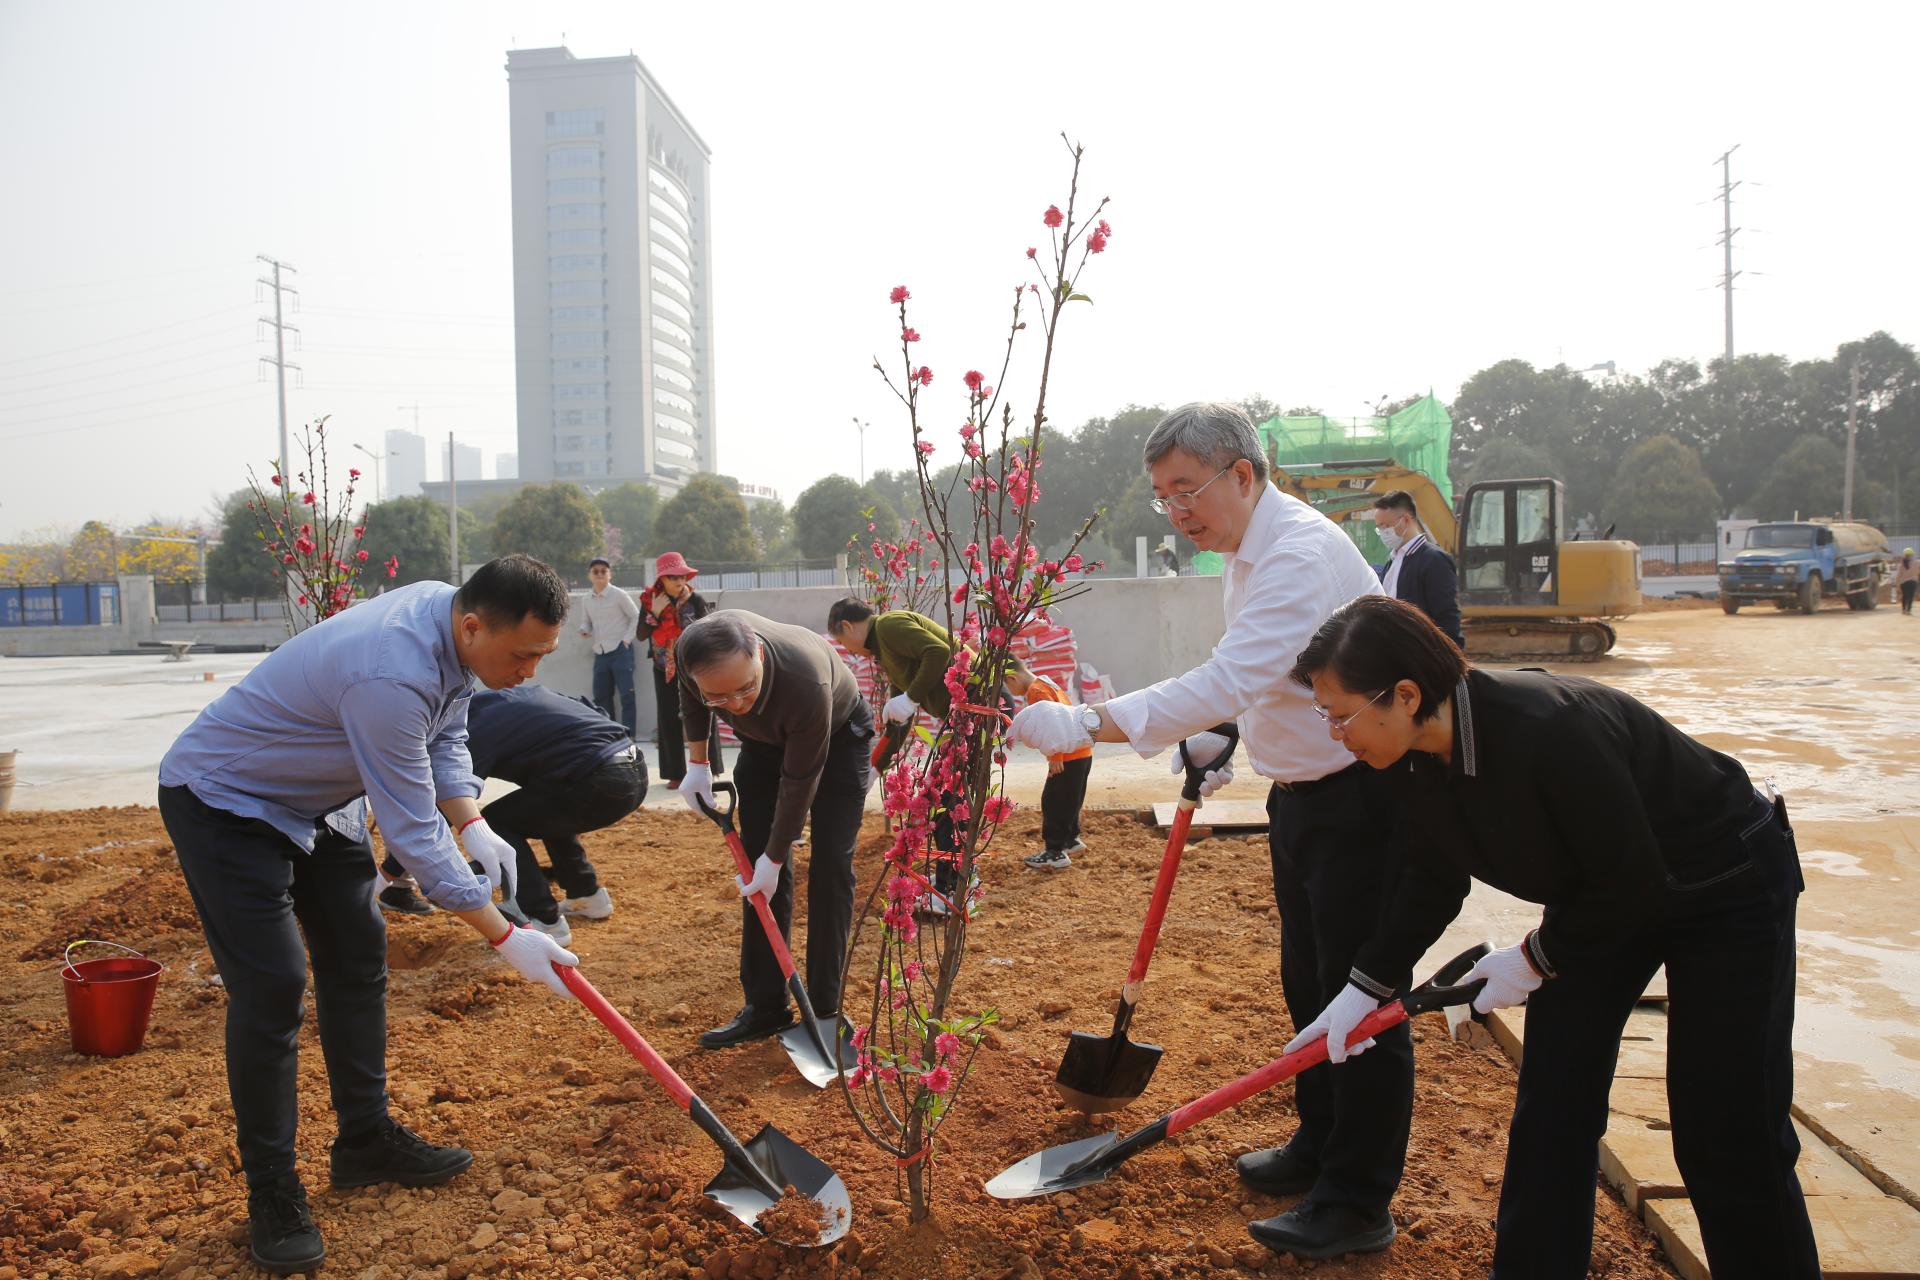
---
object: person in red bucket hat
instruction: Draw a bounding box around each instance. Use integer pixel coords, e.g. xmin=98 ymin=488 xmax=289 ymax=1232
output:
xmin=639 ymin=551 xmax=724 ymax=788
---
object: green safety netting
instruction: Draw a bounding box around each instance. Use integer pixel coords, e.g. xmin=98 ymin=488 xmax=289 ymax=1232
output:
xmin=1256 ymin=394 xmax=1454 ymax=564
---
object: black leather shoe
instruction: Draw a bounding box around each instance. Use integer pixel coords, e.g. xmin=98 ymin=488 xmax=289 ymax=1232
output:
xmin=699 ymin=1005 xmax=795 ymax=1049
xmin=330 ymin=1118 xmax=474 ymax=1188
xmin=1248 ymin=1201 xmax=1396 ymax=1260
xmin=378 ymin=883 xmax=434 ymax=915
xmin=247 ymin=1175 xmax=325 ymax=1275
xmin=1235 ymin=1143 xmax=1320 ymax=1195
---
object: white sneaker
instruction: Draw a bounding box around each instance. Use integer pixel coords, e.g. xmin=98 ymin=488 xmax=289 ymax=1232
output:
xmin=560 ymin=887 xmax=613 ymax=920
xmin=1060 ymin=839 xmax=1088 ymax=856
xmin=1024 ymin=847 xmax=1072 ymax=870
xmin=527 ymin=915 xmax=574 ymax=947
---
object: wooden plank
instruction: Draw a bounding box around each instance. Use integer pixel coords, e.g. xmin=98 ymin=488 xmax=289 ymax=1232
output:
xmin=1150 ymin=799 xmax=1269 ymax=831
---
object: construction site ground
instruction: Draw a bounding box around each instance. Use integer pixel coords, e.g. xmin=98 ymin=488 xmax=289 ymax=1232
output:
xmin=1 ymin=599 xmax=1917 ymax=1277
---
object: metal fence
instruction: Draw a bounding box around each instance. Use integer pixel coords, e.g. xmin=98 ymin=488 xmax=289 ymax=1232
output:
xmin=0 ymin=581 xmax=121 ymax=627
xmin=153 ymin=580 xmax=277 ymax=623
xmin=610 ymin=559 xmax=847 ymax=592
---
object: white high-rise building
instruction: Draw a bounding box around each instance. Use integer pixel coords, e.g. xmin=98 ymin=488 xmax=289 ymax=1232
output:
xmin=495 ymin=452 xmax=519 ymax=480
xmin=385 ymin=429 xmax=427 ymax=498
xmin=447 ymin=442 xmax=483 ymax=483
xmin=506 ymin=46 xmax=716 ymax=493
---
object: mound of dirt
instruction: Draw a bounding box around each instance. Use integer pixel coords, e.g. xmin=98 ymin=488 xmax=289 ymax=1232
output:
xmin=0 ymin=804 xmax=1677 ymax=1279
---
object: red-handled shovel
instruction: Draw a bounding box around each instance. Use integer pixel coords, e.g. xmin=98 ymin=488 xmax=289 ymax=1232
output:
xmin=556 ymin=965 xmax=851 ymax=1244
xmin=1054 ymin=722 xmax=1240 ymax=1113
xmin=995 ymin=944 xmax=1491 ymax=1198
xmin=696 ymin=782 xmax=854 ymax=1088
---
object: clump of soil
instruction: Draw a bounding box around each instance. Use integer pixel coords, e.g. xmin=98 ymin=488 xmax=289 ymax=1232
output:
xmin=756 ymin=1184 xmax=833 ymax=1245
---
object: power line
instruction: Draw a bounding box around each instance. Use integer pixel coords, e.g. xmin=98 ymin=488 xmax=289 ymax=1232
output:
xmin=0 ymin=384 xmax=268 ymax=440
xmin=0 ymin=351 xmax=259 ymax=414
xmin=0 ymin=303 xmax=255 ymax=370
xmin=0 ymin=344 xmax=256 ymax=402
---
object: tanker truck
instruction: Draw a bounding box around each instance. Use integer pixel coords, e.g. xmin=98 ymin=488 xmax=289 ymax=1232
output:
xmin=1716 ymin=518 xmax=1891 ymax=614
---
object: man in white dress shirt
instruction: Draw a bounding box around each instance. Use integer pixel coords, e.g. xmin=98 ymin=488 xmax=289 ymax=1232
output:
xmin=579 ymin=556 xmax=642 ymax=738
xmin=1006 ymin=402 xmax=1409 ymax=1261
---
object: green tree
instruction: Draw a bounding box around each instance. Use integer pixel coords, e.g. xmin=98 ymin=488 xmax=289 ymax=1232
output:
xmin=360 ymin=495 xmax=453 ymax=586
xmin=1748 ymin=435 xmax=1845 ymax=521
xmin=1460 ymin=438 xmax=1560 ymax=488
xmin=791 ymin=475 xmax=900 ymax=559
xmin=748 ymin=497 xmax=795 ymax=559
xmin=1029 ymin=404 xmax=1163 ymax=552
xmin=1605 ymin=436 xmax=1723 ymax=540
xmin=206 ymin=490 xmax=283 ymax=597
xmin=488 ymin=483 xmax=605 ymax=580
xmin=651 ymin=474 xmax=756 ymax=563
xmin=595 ymin=482 xmax=661 ymax=561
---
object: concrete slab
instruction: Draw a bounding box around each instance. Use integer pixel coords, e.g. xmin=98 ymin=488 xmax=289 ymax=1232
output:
xmin=1645 ymin=1194 xmax=1920 ymax=1279
xmin=1150 ymin=798 xmax=1268 ymax=831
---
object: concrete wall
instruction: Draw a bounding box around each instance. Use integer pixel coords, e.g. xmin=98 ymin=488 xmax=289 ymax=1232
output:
xmin=527 ymin=577 xmax=1232 ymax=729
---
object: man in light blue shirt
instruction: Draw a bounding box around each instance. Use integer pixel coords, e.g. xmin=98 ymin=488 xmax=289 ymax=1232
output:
xmin=158 ymin=555 xmax=576 ymax=1276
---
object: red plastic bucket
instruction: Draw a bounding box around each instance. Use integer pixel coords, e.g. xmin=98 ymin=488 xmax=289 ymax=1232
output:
xmin=61 ymin=940 xmax=164 ymax=1057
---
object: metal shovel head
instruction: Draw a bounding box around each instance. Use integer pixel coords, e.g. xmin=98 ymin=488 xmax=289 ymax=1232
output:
xmin=703 ymin=1123 xmax=851 ymax=1247
xmin=985 ymin=1131 xmax=1122 ymax=1200
xmin=1053 ymin=1029 xmax=1164 ymax=1114
xmin=777 ymin=1014 xmax=858 ymax=1089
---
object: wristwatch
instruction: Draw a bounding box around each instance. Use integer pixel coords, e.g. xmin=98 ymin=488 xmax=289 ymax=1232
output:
xmin=1079 ymin=705 xmax=1103 ymax=737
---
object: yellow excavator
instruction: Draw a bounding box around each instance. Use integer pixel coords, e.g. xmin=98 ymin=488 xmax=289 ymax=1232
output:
xmin=1272 ymin=461 xmax=1642 ymax=660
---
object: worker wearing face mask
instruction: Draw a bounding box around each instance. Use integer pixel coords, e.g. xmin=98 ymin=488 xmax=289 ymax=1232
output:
xmin=1371 ymin=490 xmax=1461 ymax=646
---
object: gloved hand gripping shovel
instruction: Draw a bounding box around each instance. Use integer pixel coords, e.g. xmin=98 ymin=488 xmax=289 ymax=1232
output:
xmin=697 ymin=782 xmax=854 ymax=1088
xmin=1054 ymin=722 xmax=1240 ymax=1114
xmin=994 ymin=943 xmax=1491 ymax=1198
xmin=555 ymin=965 xmax=850 ymax=1245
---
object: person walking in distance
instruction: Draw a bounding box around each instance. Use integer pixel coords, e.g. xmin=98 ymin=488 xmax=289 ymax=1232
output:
xmin=1896 ymin=549 xmax=1918 ymax=615
xmin=580 ymin=556 xmax=641 ymax=738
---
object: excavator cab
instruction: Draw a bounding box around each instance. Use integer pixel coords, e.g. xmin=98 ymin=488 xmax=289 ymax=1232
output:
xmin=1459 ymin=479 xmax=1561 ymax=607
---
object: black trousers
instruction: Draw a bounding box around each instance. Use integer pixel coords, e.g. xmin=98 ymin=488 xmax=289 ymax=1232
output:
xmin=1040 ymin=756 xmax=1092 ymax=851
xmin=483 ymin=754 xmax=647 ymax=923
xmin=1267 ymin=768 xmax=1414 ymax=1215
xmin=1902 ymin=580 xmax=1916 ymax=612
xmin=1492 ymin=795 xmax=1818 ymax=1278
xmin=653 ymin=661 xmax=724 ymax=783
xmin=733 ymin=700 xmax=873 ymax=1017
xmin=159 ymin=785 xmax=388 ymax=1188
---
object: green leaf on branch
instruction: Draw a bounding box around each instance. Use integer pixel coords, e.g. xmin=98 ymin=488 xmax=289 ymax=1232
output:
xmin=1067 ymin=293 xmax=1093 ymax=305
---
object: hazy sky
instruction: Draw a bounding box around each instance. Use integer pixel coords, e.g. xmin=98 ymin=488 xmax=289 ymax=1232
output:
xmin=3 ymin=1 xmax=1917 ymax=541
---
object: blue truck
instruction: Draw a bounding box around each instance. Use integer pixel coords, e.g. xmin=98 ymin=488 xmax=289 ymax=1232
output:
xmin=1717 ymin=519 xmax=1891 ymax=615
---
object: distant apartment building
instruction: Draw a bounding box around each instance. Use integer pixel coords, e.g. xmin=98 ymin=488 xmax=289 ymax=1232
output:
xmin=447 ymin=441 xmax=483 ymax=483
xmin=385 ymin=429 xmax=427 ymax=498
xmin=495 ymin=452 xmax=519 ymax=480
xmin=505 ymin=46 xmax=716 ymax=495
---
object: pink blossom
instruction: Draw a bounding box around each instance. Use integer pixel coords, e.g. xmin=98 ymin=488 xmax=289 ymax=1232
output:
xmin=349 ymin=468 xmax=361 ymax=479
xmin=301 ymin=492 xmax=316 ymax=506
xmin=922 ymin=1064 xmax=953 ymax=1094
xmin=890 ymin=285 xmax=911 ymax=304
xmin=1088 ymin=230 xmax=1108 ymax=253
xmin=903 ymin=960 xmax=924 ymax=982
xmin=987 ymin=626 xmax=1007 ymax=646
xmin=963 ymin=370 xmax=984 ymax=391
xmin=936 ymin=1031 xmax=962 ymax=1059
xmin=1025 ymin=247 xmax=1037 ymax=258
xmin=983 ymin=796 xmax=1015 ymax=823
xmin=915 ymin=366 xmax=933 ymax=387
xmin=853 ymin=1024 xmax=870 ymax=1050
xmin=902 ymin=327 xmax=920 ymax=343
xmin=1064 ymin=554 xmax=1085 ymax=572
xmin=959 ymin=422 xmax=977 ymax=440
xmin=296 ymin=594 xmax=308 ymax=606
xmin=952 ymin=585 xmax=968 ymax=604
xmin=1097 ymin=219 xmax=1112 ymax=237
xmin=1043 ymin=205 xmax=1064 ymax=228
xmin=848 ymin=1065 xmax=872 ymax=1089
xmin=916 ymin=441 xmax=935 ymax=455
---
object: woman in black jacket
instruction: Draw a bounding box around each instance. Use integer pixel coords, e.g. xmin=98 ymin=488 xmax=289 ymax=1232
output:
xmin=638 ymin=551 xmax=723 ymax=787
xmin=1283 ymin=596 xmax=1817 ymax=1280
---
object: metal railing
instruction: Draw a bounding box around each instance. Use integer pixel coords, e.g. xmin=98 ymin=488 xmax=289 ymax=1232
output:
xmin=1 ymin=581 xmax=120 ymax=627
xmin=610 ymin=558 xmax=846 ymax=592
xmin=153 ymin=581 xmax=276 ymax=623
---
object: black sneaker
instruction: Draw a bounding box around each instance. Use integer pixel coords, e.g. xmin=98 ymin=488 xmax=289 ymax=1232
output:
xmin=247 ymin=1176 xmax=325 ymax=1275
xmin=378 ymin=883 xmax=434 ymax=916
xmin=1023 ymin=847 xmax=1072 ymax=870
xmin=1248 ymin=1201 xmax=1395 ymax=1260
xmin=329 ymin=1119 xmax=474 ymax=1189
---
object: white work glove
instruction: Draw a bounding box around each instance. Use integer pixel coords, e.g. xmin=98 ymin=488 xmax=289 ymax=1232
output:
xmin=679 ymin=761 xmax=716 ymax=815
xmin=1284 ymin=982 xmax=1382 ymax=1064
xmin=1175 ymin=730 xmax=1236 ymax=801
xmin=459 ymin=819 xmax=517 ymax=901
xmin=1006 ymin=700 xmax=1093 ymax=758
xmin=1464 ymin=940 xmax=1545 ymax=1014
xmin=489 ymin=923 xmax=579 ymax=999
xmin=883 ymin=692 xmax=919 ymax=725
xmin=370 ymin=866 xmax=393 ymax=927
xmin=736 ymin=853 xmax=782 ymax=899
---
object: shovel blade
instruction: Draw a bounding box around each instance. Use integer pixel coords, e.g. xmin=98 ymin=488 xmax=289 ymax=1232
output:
xmin=704 ymin=1123 xmax=851 ymax=1247
xmin=778 ymin=1015 xmax=856 ymax=1089
xmin=1053 ymin=1030 xmax=1164 ymax=1114
xmin=986 ymin=1132 xmax=1121 ymax=1200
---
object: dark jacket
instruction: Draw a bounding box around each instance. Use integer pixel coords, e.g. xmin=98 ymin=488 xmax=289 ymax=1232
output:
xmin=1351 ymin=668 xmax=1775 ymax=991
xmin=1382 ymin=537 xmax=1462 ymax=646
xmin=466 ymin=685 xmax=632 ymax=787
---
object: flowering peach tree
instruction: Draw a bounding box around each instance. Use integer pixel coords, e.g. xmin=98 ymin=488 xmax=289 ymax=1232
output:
xmin=839 ymin=137 xmax=1108 ymax=1222
xmin=244 ymin=417 xmax=397 ymax=633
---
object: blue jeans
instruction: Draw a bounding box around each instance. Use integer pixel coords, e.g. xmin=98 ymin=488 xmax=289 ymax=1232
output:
xmin=591 ymin=644 xmax=637 ymax=738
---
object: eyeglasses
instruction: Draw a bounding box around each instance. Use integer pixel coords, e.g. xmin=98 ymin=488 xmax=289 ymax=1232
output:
xmin=1311 ymin=688 xmax=1386 ymax=737
xmin=698 ymin=642 xmax=765 ymax=708
xmin=1149 ymin=466 xmax=1234 ymax=515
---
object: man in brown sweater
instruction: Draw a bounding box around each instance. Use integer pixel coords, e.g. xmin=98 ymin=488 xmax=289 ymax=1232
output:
xmin=674 ymin=611 xmax=875 ymax=1047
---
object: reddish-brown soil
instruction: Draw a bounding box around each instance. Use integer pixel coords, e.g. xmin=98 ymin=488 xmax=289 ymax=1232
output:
xmin=0 ymin=804 xmax=1677 ymax=1279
